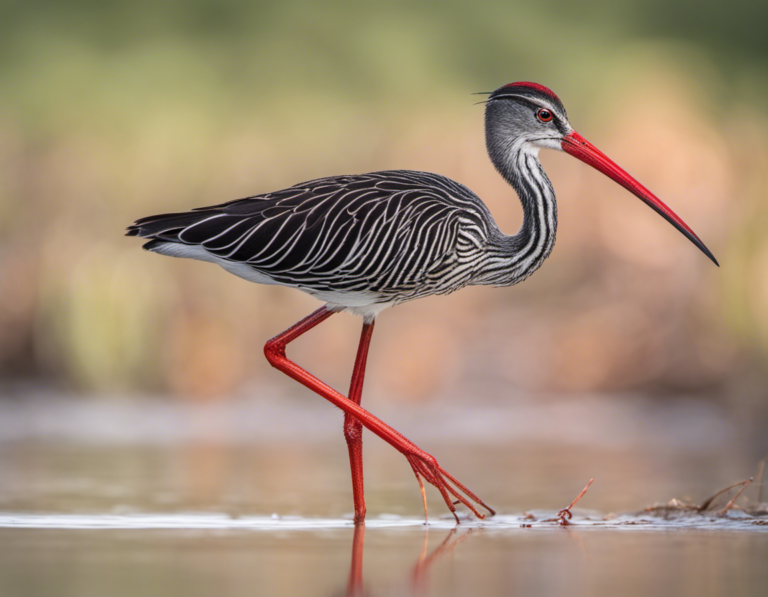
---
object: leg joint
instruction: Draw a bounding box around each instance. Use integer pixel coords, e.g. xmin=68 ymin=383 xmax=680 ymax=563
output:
xmin=344 ymin=421 xmax=363 ymax=445
xmin=263 ymin=337 xmax=285 ymax=367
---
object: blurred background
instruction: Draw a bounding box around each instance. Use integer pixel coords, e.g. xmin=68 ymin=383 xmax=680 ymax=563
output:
xmin=2 ymin=2 xmax=768 ymax=595
xmin=1 ymin=0 xmax=767 ymax=510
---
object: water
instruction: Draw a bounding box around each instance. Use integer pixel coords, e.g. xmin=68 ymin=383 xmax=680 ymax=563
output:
xmin=1 ymin=515 xmax=767 ymax=596
xmin=0 ymin=394 xmax=766 ymax=596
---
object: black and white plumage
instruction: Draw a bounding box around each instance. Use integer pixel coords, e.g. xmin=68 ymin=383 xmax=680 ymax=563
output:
xmin=127 ymin=81 xmax=718 ymax=523
xmin=127 ymin=168 xmax=554 ymax=316
xmin=128 ymin=82 xmax=715 ymax=320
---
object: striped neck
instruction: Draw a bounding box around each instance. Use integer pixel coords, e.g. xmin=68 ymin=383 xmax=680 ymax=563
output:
xmin=475 ymin=141 xmax=558 ymax=286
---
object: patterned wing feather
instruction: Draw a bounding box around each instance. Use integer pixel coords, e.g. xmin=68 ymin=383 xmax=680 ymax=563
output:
xmin=127 ymin=171 xmax=491 ymax=300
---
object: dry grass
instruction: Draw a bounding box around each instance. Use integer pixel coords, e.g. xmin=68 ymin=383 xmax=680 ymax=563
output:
xmin=642 ymin=458 xmax=768 ymax=519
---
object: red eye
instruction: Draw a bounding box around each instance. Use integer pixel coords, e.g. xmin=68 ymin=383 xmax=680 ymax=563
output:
xmin=537 ymin=108 xmax=553 ymax=122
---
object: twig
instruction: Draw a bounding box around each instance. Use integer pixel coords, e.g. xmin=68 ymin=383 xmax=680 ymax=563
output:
xmin=719 ymin=478 xmax=753 ymax=517
xmin=543 ymin=479 xmax=594 ymax=526
xmin=698 ymin=478 xmax=753 ymax=512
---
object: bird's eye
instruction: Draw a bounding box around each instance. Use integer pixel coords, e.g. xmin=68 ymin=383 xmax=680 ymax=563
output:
xmin=536 ymin=108 xmax=553 ymax=123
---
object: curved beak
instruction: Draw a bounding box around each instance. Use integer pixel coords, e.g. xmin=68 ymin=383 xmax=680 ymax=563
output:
xmin=562 ymin=131 xmax=718 ymax=266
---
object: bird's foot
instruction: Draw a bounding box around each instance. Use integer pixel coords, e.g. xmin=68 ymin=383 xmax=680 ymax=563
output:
xmin=404 ymin=451 xmax=495 ymax=523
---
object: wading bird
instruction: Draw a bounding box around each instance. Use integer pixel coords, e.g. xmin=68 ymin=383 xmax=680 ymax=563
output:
xmin=127 ymin=82 xmax=717 ymax=524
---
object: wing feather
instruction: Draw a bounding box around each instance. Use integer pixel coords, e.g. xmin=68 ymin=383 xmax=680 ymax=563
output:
xmin=127 ymin=170 xmax=492 ymax=298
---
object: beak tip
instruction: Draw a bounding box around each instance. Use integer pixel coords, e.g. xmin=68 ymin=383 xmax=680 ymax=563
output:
xmin=698 ymin=244 xmax=719 ymax=267
xmin=693 ymin=238 xmax=719 ymax=266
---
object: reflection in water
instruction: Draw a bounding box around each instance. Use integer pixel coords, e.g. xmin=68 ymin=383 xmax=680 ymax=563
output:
xmin=346 ymin=524 xmax=365 ymax=597
xmin=345 ymin=523 xmax=475 ymax=597
xmin=0 ymin=514 xmax=767 ymax=597
xmin=1 ymin=397 xmax=767 ymax=597
xmin=410 ymin=528 xmax=474 ymax=596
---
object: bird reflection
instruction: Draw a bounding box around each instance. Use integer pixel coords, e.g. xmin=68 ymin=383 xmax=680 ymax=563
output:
xmin=410 ymin=527 xmax=474 ymax=596
xmin=344 ymin=524 xmax=475 ymax=597
xmin=346 ymin=525 xmax=366 ymax=596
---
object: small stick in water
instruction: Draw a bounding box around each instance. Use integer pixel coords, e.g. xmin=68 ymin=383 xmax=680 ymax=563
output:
xmin=698 ymin=478 xmax=753 ymax=512
xmin=543 ymin=479 xmax=594 ymax=526
xmin=719 ymin=478 xmax=753 ymax=517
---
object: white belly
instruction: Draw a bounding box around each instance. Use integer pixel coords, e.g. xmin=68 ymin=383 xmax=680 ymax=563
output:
xmin=147 ymin=242 xmax=395 ymax=320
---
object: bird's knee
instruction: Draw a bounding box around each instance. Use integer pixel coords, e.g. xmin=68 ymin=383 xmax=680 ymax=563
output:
xmin=263 ymin=339 xmax=286 ymax=367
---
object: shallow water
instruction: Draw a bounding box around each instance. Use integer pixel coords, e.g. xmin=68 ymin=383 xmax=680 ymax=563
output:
xmin=1 ymin=515 xmax=767 ymax=597
xmin=0 ymin=394 xmax=766 ymax=596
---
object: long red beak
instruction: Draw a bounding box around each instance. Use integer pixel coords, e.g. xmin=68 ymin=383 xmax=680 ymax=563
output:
xmin=561 ymin=131 xmax=718 ymax=266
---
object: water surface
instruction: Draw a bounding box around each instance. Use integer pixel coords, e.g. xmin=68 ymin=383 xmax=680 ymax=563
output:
xmin=0 ymin=394 xmax=766 ymax=596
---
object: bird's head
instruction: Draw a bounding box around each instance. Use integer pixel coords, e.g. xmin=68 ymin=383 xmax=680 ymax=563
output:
xmin=483 ymin=81 xmax=718 ymax=265
xmin=484 ymin=81 xmax=572 ymax=152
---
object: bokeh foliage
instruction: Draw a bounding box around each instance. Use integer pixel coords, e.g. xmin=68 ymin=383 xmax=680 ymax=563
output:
xmin=1 ymin=0 xmax=767 ymax=406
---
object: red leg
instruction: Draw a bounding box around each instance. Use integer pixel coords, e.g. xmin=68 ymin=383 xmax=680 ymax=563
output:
xmin=264 ymin=306 xmax=495 ymax=523
xmin=345 ymin=320 xmax=374 ymax=524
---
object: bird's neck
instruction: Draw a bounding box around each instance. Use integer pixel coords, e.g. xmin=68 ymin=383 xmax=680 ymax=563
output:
xmin=475 ymin=141 xmax=558 ymax=286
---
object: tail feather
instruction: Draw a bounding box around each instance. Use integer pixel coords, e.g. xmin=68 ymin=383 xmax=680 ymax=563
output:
xmin=126 ymin=210 xmax=221 ymax=242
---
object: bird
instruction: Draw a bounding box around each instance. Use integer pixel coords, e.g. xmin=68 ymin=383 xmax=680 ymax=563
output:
xmin=127 ymin=81 xmax=717 ymax=524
